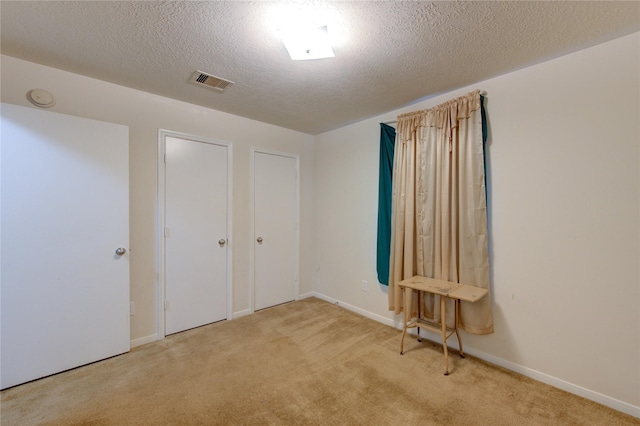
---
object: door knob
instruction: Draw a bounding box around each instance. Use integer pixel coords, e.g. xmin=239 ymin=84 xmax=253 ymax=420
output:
xmin=115 ymin=247 xmax=126 ymax=256
xmin=219 ymin=239 xmax=226 ymax=246
xmin=257 ymin=237 xmax=263 ymax=243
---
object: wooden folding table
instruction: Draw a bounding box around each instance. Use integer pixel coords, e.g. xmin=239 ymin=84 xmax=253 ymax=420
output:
xmin=398 ymin=275 xmax=488 ymax=375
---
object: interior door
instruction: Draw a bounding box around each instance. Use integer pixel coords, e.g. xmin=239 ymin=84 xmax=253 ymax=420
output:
xmin=253 ymin=151 xmax=298 ymax=311
xmin=164 ymin=135 xmax=228 ymax=335
xmin=1 ymin=103 xmax=130 ymax=389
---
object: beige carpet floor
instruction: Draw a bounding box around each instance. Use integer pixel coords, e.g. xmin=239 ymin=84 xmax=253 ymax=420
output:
xmin=1 ymin=297 xmax=638 ymax=425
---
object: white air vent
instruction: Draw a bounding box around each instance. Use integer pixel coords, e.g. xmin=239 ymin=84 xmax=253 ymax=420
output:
xmin=191 ymin=71 xmax=234 ymax=92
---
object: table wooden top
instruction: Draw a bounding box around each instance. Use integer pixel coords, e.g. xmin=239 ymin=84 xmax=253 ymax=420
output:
xmin=448 ymin=284 xmax=488 ymax=302
xmin=397 ymin=275 xmax=488 ymax=302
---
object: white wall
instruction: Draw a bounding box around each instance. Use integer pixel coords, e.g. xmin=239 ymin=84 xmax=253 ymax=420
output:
xmin=0 ymin=55 xmax=315 ymax=345
xmin=313 ymin=32 xmax=640 ymax=415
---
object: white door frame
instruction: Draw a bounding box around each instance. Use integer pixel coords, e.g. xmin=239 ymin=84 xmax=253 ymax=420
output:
xmin=250 ymin=147 xmax=300 ymax=313
xmin=157 ymin=129 xmax=233 ymax=339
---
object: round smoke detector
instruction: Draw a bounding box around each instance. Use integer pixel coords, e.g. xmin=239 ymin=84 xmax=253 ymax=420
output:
xmin=27 ymin=89 xmax=56 ymax=108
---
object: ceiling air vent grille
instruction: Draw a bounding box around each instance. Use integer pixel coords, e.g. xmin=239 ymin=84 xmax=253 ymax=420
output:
xmin=191 ymin=71 xmax=234 ymax=92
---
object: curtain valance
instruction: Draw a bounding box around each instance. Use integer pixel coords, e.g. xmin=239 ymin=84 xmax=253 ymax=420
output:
xmin=396 ymin=90 xmax=483 ymax=143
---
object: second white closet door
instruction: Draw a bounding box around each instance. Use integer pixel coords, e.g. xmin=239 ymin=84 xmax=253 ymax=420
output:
xmin=254 ymin=151 xmax=298 ymax=311
xmin=165 ymin=136 xmax=228 ymax=335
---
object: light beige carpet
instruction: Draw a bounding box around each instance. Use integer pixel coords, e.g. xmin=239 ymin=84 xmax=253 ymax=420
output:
xmin=1 ymin=297 xmax=637 ymax=425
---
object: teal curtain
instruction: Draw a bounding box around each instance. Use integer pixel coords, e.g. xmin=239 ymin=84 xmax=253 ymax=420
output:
xmin=377 ymin=123 xmax=395 ymax=285
xmin=480 ymin=94 xmax=488 ymax=197
xmin=480 ymin=94 xmax=487 ymax=144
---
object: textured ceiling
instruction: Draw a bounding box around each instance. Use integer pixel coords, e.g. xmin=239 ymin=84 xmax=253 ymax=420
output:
xmin=1 ymin=1 xmax=638 ymax=135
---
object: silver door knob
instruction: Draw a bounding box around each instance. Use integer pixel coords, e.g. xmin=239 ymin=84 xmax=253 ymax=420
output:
xmin=257 ymin=237 xmax=263 ymax=243
xmin=115 ymin=247 xmax=126 ymax=256
xmin=219 ymin=239 xmax=226 ymax=246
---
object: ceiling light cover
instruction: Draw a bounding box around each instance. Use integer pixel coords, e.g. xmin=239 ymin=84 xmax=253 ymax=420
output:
xmin=281 ymin=25 xmax=335 ymax=60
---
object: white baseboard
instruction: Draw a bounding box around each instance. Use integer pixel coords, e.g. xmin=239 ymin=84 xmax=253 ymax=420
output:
xmin=310 ymin=291 xmax=403 ymax=329
xmin=298 ymin=291 xmax=315 ymax=300
xmin=462 ymin=346 xmax=640 ymax=419
xmin=232 ymin=308 xmax=251 ymax=319
xmin=310 ymin=292 xmax=640 ymax=419
xmin=130 ymin=334 xmax=157 ymax=348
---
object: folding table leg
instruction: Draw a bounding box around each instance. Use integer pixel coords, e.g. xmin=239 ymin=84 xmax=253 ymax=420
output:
xmin=440 ymin=296 xmax=449 ymax=375
xmin=400 ymin=287 xmax=409 ymax=355
xmin=454 ymin=299 xmax=465 ymax=358
xmin=417 ymin=290 xmax=422 ymax=342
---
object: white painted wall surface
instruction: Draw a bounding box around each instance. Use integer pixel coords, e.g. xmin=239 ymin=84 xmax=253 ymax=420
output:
xmin=0 ymin=55 xmax=315 ymax=345
xmin=314 ymin=32 xmax=639 ymax=413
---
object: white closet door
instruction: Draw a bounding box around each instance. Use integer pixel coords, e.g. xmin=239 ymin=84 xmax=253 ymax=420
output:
xmin=1 ymin=103 xmax=130 ymax=389
xmin=164 ymin=136 xmax=228 ymax=335
xmin=253 ymin=151 xmax=298 ymax=311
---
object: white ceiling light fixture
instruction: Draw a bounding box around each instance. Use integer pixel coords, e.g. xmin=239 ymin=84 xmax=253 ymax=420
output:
xmin=280 ymin=25 xmax=335 ymax=60
xmin=270 ymin=4 xmax=339 ymax=61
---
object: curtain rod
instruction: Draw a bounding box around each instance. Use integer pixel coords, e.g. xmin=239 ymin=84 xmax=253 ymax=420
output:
xmin=382 ymin=90 xmax=485 ymax=127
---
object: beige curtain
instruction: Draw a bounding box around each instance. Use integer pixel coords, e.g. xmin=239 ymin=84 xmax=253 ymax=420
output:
xmin=388 ymin=90 xmax=493 ymax=335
